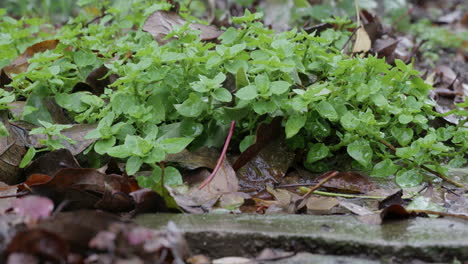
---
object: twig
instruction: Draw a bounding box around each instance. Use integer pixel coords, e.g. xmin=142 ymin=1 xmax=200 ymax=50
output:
xmin=377 ymin=138 xmax=466 ymax=188
xmin=198 ymin=121 xmax=236 ymax=189
xmin=407 ymin=209 xmax=468 ymax=221
xmin=300 ymin=171 xmax=339 ymax=200
xmin=290 ymin=171 xmax=339 ymax=212
xmin=420 ymin=165 xmax=465 ymax=188
xmin=298 ymin=188 xmax=386 ymax=199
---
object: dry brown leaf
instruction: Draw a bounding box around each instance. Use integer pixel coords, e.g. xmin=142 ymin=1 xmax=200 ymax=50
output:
xmin=143 ymin=11 xmax=222 ymax=45
xmin=2 ymin=40 xmax=59 ymax=77
xmin=353 ymin=26 xmax=372 ymax=53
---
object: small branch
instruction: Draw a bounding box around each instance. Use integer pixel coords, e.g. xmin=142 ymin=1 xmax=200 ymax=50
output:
xmin=407 ymin=209 xmax=468 ymax=221
xmin=198 ymin=121 xmax=236 ymax=190
xmin=290 ymin=171 xmax=339 ymax=212
xmin=300 ymin=171 xmax=339 ymax=200
xmin=377 ymin=138 xmax=466 ymax=188
xmin=420 ymin=165 xmax=466 ymax=188
xmin=378 ymin=138 xmax=396 ymax=151
xmin=298 ymin=188 xmax=386 ymax=199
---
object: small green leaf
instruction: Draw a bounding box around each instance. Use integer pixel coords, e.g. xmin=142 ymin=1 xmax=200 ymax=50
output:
xmin=212 ymin=88 xmax=232 ymax=102
xmin=107 ymin=145 xmax=131 ymax=159
xmin=235 ymin=67 xmax=249 ymax=90
xmin=396 ymin=169 xmax=422 ymax=188
xmin=126 ymin=156 xmax=143 ymax=175
xmin=340 ymin=111 xmax=360 ymax=131
xmin=391 ymin=127 xmax=413 ymax=146
xmin=316 ymin=101 xmax=338 ymax=121
xmin=371 ymin=159 xmax=398 ymax=178
xmin=73 ymin=50 xmax=97 ymax=67
xmin=347 ymin=139 xmax=373 ymax=168
xmin=144 ymin=146 xmax=166 ymax=163
xmin=398 ymin=114 xmax=413 ymax=124
xmin=396 ymin=144 xmax=420 ymax=159
xmin=20 ymin=148 xmax=36 ymax=168
xmin=270 ymin=81 xmax=290 ymax=95
xmin=307 ymin=143 xmax=330 ymax=163
xmin=239 ymin=135 xmax=255 ymax=152
xmin=159 ymin=137 xmax=193 ymax=154
xmin=164 ymin=166 xmax=183 ymax=185
xmin=94 ymin=136 xmax=116 ymax=155
xmin=235 ymin=85 xmax=257 ymax=101
xmin=285 ymin=113 xmax=306 ymax=139
xmin=175 ymin=93 xmax=206 ymax=118
xmin=0 ymin=122 xmax=9 ymax=137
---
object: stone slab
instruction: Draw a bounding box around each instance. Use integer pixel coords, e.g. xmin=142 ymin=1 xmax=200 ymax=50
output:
xmin=135 ymin=214 xmax=468 ymax=262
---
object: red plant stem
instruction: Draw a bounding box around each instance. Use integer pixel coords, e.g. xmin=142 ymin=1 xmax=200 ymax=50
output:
xmin=198 ymin=121 xmax=236 ymax=190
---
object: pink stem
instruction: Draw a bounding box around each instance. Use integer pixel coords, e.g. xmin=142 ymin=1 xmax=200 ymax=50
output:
xmin=198 ymin=121 xmax=236 ymax=190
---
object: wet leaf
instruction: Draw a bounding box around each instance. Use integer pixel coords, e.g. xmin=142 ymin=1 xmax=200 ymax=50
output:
xmin=317 ymin=171 xmax=376 ymax=193
xmin=233 ymin=117 xmax=282 ymax=171
xmin=237 ymin=139 xmax=295 ymax=191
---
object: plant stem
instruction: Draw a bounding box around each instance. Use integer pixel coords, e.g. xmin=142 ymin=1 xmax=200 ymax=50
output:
xmin=298 ymin=188 xmax=386 ymax=199
xmin=198 ymin=121 xmax=236 ymax=189
xmin=378 ymin=138 xmax=466 ymax=188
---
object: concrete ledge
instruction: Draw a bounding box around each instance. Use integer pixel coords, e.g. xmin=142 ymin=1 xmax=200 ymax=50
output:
xmin=135 ymin=214 xmax=468 ymax=262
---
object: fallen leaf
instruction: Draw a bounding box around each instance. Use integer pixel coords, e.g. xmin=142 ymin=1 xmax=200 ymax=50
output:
xmin=22 ymin=149 xmax=80 ymax=179
xmin=338 ymin=199 xmax=373 ymax=216
xmin=5 ymin=229 xmax=69 ymax=263
xmin=12 ymin=195 xmax=54 ymax=222
xmin=0 ymin=182 xmax=18 ymax=213
xmin=38 ymin=210 xmax=121 ymax=249
xmin=306 ymin=196 xmax=339 ymax=215
xmin=353 ymin=26 xmax=372 ymax=53
xmin=236 ymin=139 xmax=295 ymax=191
xmin=0 ymin=115 xmax=26 ymax=184
xmin=317 ymin=171 xmax=376 ymax=193
xmin=143 ymin=11 xmax=222 ymax=45
xmin=2 ymin=40 xmax=59 ymax=77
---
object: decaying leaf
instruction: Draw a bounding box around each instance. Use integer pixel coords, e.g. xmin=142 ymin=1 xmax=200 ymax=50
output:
xmin=2 ymin=40 xmax=59 ymax=77
xmin=168 ymin=159 xmax=244 ymax=213
xmin=353 ymin=26 xmax=372 ymax=53
xmin=317 ymin=171 xmax=376 ymax=194
xmin=5 ymin=229 xmax=69 ymax=263
xmin=0 ymin=114 xmax=26 ymax=184
xmin=143 ymin=11 xmax=222 ymax=45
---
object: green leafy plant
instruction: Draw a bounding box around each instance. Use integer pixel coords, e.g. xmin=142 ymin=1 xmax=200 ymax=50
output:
xmin=1 ymin=2 xmax=466 ymax=205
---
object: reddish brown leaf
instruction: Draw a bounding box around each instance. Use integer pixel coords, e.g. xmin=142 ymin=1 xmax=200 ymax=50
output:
xmin=378 ymin=190 xmax=407 ymax=209
xmin=2 ymin=40 xmax=59 ymax=77
xmin=30 ymin=168 xmax=138 ymax=212
xmin=317 ymin=171 xmax=376 ymax=194
xmin=5 ymin=229 xmax=69 ymax=263
xmin=22 ymin=149 xmax=80 ymax=179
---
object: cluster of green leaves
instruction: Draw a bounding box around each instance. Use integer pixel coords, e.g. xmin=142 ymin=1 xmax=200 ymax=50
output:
xmin=0 ymin=1 xmax=466 ymax=195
